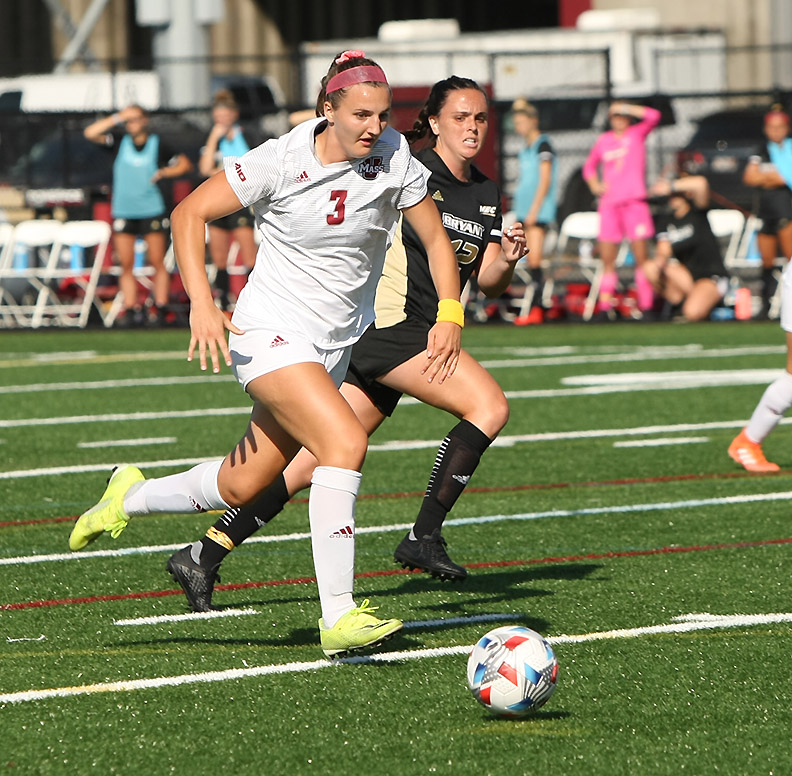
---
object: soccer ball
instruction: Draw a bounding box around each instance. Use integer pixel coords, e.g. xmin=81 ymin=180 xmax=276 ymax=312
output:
xmin=466 ymin=625 xmax=558 ymax=717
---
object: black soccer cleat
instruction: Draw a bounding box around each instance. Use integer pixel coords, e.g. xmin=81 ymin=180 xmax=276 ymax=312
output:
xmin=394 ymin=529 xmax=468 ymax=581
xmin=166 ymin=545 xmax=221 ymax=612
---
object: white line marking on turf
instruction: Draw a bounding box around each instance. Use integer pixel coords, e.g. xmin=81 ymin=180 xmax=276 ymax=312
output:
xmin=4 ymin=489 xmax=792 ymax=567
xmin=402 ymin=613 xmax=512 ymax=630
xmin=77 ymin=437 xmax=177 ymax=449
xmin=613 ymin=437 xmax=709 ymax=448
xmin=114 ymin=608 xmax=259 ymax=626
xmin=2 ymin=611 xmax=790 ymax=704
xmin=6 ymin=416 xmax=785 ymax=479
xmin=0 ymin=375 xmax=235 ymax=395
xmin=7 ymin=634 xmax=46 ymax=643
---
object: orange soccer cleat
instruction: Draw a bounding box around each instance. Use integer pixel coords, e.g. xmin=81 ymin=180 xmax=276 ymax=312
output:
xmin=728 ymin=429 xmax=780 ymax=473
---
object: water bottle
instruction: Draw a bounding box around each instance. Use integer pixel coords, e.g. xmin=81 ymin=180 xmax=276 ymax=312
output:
xmin=12 ymin=242 xmax=28 ymax=270
xmin=134 ymin=237 xmax=146 ymax=268
xmin=69 ymin=244 xmax=85 ymax=271
xmin=579 ymin=239 xmax=593 ymax=263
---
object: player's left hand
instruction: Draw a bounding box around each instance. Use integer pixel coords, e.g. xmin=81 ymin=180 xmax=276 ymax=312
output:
xmin=423 ymin=321 xmax=462 ymax=384
xmin=503 ymin=221 xmax=528 ymax=262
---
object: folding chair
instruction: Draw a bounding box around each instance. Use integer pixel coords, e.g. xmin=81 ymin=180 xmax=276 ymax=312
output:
xmin=31 ymin=220 xmax=112 ymax=328
xmin=707 ymin=208 xmax=747 ymax=268
xmin=0 ymin=219 xmax=62 ymax=327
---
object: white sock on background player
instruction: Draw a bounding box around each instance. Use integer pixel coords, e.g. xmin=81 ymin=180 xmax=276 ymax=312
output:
xmin=745 ymin=371 xmax=792 ymax=443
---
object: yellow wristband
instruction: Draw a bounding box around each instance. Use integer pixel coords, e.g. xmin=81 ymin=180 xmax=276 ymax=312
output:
xmin=436 ymin=298 xmax=465 ymax=328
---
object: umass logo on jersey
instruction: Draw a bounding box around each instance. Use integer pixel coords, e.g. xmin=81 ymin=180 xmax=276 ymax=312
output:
xmin=357 ymin=156 xmax=384 ymax=180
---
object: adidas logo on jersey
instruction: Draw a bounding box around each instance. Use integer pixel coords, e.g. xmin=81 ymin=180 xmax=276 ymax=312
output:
xmin=296 ymin=170 xmax=310 ymax=182
xmin=330 ymin=525 xmax=354 ymax=538
xmin=269 ymin=335 xmax=288 ymax=348
xmin=432 ymin=190 xmax=444 ymax=201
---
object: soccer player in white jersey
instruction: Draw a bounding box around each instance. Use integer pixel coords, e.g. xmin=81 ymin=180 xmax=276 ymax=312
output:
xmin=68 ymin=51 xmax=463 ymax=658
xmin=728 ymin=261 xmax=792 ymax=472
xmin=164 ymin=76 xmax=528 ymax=609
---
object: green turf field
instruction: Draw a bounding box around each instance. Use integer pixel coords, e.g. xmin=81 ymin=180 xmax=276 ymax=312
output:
xmin=2 ymin=320 xmax=791 ymax=775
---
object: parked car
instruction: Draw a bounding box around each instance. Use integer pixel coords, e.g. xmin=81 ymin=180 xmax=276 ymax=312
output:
xmin=676 ymin=108 xmax=767 ymax=212
xmin=1 ymin=112 xmax=208 ymax=214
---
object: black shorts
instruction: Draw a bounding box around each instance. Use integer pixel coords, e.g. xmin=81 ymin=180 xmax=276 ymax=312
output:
xmin=344 ymin=316 xmax=431 ymax=417
xmin=210 ymin=208 xmax=255 ymax=231
xmin=759 ymin=216 xmax=792 ymax=235
xmin=112 ymin=215 xmax=169 ymax=235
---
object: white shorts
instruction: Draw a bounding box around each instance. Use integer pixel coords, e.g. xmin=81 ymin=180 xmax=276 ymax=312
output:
xmin=781 ymin=263 xmax=792 ymax=333
xmin=229 ymin=310 xmax=352 ymax=391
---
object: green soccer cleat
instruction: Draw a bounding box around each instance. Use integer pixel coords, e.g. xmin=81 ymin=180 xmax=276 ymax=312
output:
xmin=68 ymin=465 xmax=145 ymax=551
xmin=319 ymin=598 xmax=403 ymax=658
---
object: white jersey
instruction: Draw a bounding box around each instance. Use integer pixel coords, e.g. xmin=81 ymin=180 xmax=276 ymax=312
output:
xmin=224 ymin=118 xmax=430 ymax=349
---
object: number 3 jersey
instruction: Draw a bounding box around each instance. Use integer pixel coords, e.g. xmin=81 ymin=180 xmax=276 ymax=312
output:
xmin=224 ymin=117 xmax=431 ymax=349
xmin=373 ymin=147 xmax=503 ymax=329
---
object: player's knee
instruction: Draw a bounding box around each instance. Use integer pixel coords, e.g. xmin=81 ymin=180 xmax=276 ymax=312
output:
xmin=315 ymin=422 xmax=368 ymax=470
xmin=468 ymin=391 xmax=510 ymax=438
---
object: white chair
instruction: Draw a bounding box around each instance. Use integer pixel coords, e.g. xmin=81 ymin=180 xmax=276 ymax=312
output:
xmin=546 ymin=211 xmax=607 ymax=320
xmin=707 ymin=208 xmax=747 ymax=268
xmin=0 ymin=219 xmax=63 ymax=327
xmin=31 ymin=220 xmax=112 ymax=328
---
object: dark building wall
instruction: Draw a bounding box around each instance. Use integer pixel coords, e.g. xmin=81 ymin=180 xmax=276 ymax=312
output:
xmin=0 ymin=0 xmax=53 ymax=75
xmin=253 ymin=0 xmax=558 ymax=48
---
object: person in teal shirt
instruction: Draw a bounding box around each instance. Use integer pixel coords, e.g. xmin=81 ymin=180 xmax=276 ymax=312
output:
xmin=84 ymin=104 xmax=193 ymax=326
xmin=199 ymin=90 xmax=258 ymax=312
xmin=743 ymin=104 xmax=792 ymax=318
xmin=511 ymin=98 xmax=558 ymax=324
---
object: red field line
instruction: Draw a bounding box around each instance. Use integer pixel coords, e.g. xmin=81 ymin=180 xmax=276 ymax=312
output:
xmin=0 ymin=468 xmax=781 ymax=528
xmin=4 ymin=536 xmax=792 ymax=612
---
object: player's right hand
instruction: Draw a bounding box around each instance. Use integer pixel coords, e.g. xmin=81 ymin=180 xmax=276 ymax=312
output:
xmin=187 ymin=301 xmax=244 ymax=374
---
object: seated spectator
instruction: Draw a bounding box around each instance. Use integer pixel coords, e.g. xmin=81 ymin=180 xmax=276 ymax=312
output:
xmin=643 ymin=175 xmax=729 ymax=321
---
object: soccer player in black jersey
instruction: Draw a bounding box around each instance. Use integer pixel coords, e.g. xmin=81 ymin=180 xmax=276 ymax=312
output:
xmin=166 ymin=76 xmax=528 ymax=610
xmin=642 ymin=175 xmax=729 ymax=321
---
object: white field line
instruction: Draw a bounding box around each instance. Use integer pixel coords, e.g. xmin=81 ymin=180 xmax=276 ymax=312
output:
xmin=613 ymin=437 xmax=709 ymax=448
xmin=0 ymin=351 xmax=186 ymax=369
xmin=0 ymin=347 xmax=785 ymax=396
xmin=113 ymin=611 xmax=507 ymax=630
xmin=0 ymin=375 xmax=234 ymax=395
xmin=3 ymin=417 xmax=789 ymax=480
xmin=2 ymin=611 xmax=790 ymax=704
xmin=0 ymin=369 xmax=784 ymax=429
xmin=77 ymin=437 xmax=177 ymax=449
xmin=114 ymin=608 xmax=259 ymax=626
xmin=4 ymin=488 xmax=792 ymax=568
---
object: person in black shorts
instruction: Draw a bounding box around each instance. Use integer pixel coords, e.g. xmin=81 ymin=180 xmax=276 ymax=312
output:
xmin=743 ymin=105 xmax=792 ymax=318
xmin=165 ymin=75 xmax=529 ymax=610
xmin=643 ymin=175 xmax=729 ymax=321
xmin=84 ymin=105 xmax=193 ymax=326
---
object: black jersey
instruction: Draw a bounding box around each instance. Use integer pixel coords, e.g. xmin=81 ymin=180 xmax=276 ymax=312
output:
xmin=655 ymin=205 xmax=727 ymax=281
xmin=747 ymin=143 xmax=792 ymax=220
xmin=373 ymin=147 xmax=503 ymax=328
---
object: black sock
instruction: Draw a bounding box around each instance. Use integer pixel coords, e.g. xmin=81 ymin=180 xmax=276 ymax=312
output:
xmin=761 ymin=267 xmax=778 ymax=308
xmin=412 ymin=420 xmax=492 ymax=539
xmin=215 ymin=268 xmax=230 ymax=307
xmin=198 ymin=473 xmax=290 ymax=568
xmin=529 ymin=267 xmax=545 ymax=307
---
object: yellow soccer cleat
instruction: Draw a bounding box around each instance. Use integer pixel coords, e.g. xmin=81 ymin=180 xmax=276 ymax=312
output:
xmin=319 ymin=599 xmax=403 ymax=658
xmin=68 ymin=465 xmax=145 ymax=551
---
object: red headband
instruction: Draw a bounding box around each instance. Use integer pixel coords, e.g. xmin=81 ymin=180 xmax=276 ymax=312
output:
xmin=765 ymin=109 xmax=790 ymax=125
xmin=326 ymin=65 xmax=388 ymax=95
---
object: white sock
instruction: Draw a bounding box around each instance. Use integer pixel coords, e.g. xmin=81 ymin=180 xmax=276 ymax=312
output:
xmin=745 ymin=371 xmax=792 ymax=443
xmin=123 ymin=460 xmax=230 ymax=516
xmin=309 ymin=465 xmax=361 ymax=629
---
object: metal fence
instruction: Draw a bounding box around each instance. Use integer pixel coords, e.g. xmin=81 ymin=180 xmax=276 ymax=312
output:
xmin=3 ymin=41 xmax=792 ymax=221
